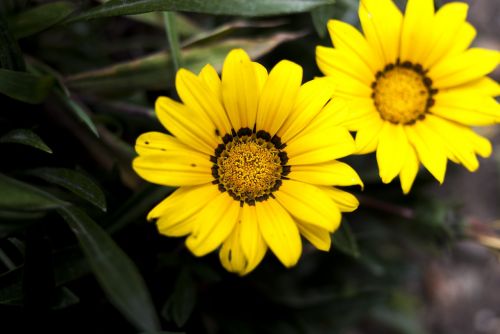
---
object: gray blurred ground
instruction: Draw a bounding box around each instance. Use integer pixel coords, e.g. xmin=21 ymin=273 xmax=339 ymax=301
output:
xmin=422 ymin=1 xmax=500 ymax=333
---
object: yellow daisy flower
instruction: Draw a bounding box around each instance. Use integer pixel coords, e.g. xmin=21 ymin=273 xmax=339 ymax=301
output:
xmin=316 ymin=0 xmax=500 ymax=193
xmin=133 ymin=49 xmax=362 ymax=275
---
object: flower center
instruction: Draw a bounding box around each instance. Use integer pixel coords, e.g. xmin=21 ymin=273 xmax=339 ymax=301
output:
xmin=211 ymin=128 xmax=289 ymax=205
xmin=372 ymin=61 xmax=437 ymax=125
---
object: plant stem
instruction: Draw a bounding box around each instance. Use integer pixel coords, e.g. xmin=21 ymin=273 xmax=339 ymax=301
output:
xmin=163 ymin=12 xmax=182 ymax=73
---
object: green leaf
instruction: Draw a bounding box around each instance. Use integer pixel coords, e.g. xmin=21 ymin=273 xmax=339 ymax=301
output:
xmin=162 ymin=268 xmax=196 ymax=327
xmin=68 ymin=0 xmax=336 ymax=22
xmin=332 ymin=220 xmax=360 ymax=258
xmin=51 ymin=287 xmax=80 ymax=310
xmin=26 ymin=167 xmax=107 ymax=212
xmin=8 ymin=1 xmax=77 ymax=39
xmin=66 ymin=31 xmax=305 ymax=94
xmin=0 ymin=267 xmax=23 ymax=305
xmin=0 ymin=16 xmax=25 ymax=70
xmin=0 ymin=173 xmax=65 ymax=212
xmin=58 ymin=206 xmax=161 ymax=331
xmin=0 ymin=68 xmax=54 ymax=103
xmin=56 ymin=91 xmax=100 ymax=137
xmin=0 ymin=128 xmax=53 ymax=153
xmin=310 ymin=4 xmax=336 ymax=38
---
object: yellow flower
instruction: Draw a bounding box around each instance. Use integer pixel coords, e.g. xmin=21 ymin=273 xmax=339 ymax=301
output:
xmin=133 ymin=49 xmax=362 ymax=275
xmin=316 ymin=0 xmax=500 ymax=193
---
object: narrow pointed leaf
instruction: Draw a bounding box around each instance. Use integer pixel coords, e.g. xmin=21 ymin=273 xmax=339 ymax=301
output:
xmin=68 ymin=0 xmax=336 ymax=22
xmin=0 ymin=128 xmax=53 ymax=153
xmin=66 ymin=32 xmax=305 ymax=94
xmin=0 ymin=173 xmax=65 ymax=212
xmin=8 ymin=1 xmax=77 ymax=39
xmin=56 ymin=91 xmax=100 ymax=137
xmin=58 ymin=206 xmax=161 ymax=331
xmin=26 ymin=167 xmax=107 ymax=212
xmin=0 ymin=68 xmax=54 ymax=103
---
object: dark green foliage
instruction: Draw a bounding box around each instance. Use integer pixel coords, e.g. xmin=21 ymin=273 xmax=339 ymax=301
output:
xmin=0 ymin=1 xmax=468 ymax=333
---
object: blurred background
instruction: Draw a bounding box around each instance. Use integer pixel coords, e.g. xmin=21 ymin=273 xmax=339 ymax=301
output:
xmin=0 ymin=0 xmax=498 ymax=333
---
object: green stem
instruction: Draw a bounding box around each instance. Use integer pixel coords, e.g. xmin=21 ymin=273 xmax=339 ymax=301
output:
xmin=163 ymin=12 xmax=182 ymax=73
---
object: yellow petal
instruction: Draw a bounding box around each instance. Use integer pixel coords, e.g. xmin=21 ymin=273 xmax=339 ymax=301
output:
xmin=450 ymin=77 xmax=500 ymax=97
xmin=425 ymin=115 xmax=492 ymax=171
xmin=221 ymin=49 xmax=260 ymax=129
xmin=316 ymin=46 xmax=374 ymax=84
xmin=354 ymin=112 xmax=384 ymax=154
xmin=256 ymin=60 xmax=302 ymax=136
xmin=239 ymin=205 xmax=267 ymax=275
xmin=321 ymin=69 xmax=372 ymax=98
xmin=157 ymin=215 xmax=195 ymax=237
xmin=147 ymin=183 xmax=219 ymax=221
xmin=155 ymin=96 xmax=217 ymax=155
xmin=219 ymin=221 xmax=246 ymax=275
xmin=135 ymin=132 xmax=190 ymax=156
xmin=278 ymin=77 xmax=336 ymax=143
xmin=274 ymin=180 xmax=341 ymax=232
xmin=446 ymin=22 xmax=476 ymax=58
xmin=399 ymin=146 xmax=420 ymax=194
xmin=405 ymin=122 xmax=447 ymax=183
xmin=319 ymin=186 xmax=359 ymax=213
xmin=256 ymin=199 xmax=302 ymax=268
xmin=400 ymin=0 xmax=435 ymax=64
xmin=326 ymin=19 xmax=384 ymax=73
xmin=198 ymin=64 xmax=222 ymax=103
xmin=186 ymin=193 xmax=239 ymax=256
xmin=253 ymin=62 xmax=268 ymax=93
xmin=429 ymin=48 xmax=500 ymax=88
xmin=297 ymin=221 xmax=331 ymax=251
xmin=286 ymin=126 xmax=355 ymax=165
xmin=432 ymin=91 xmax=500 ymax=126
xmin=176 ymin=68 xmax=232 ymax=138
xmin=422 ymin=2 xmax=469 ymax=69
xmin=133 ymin=152 xmax=213 ymax=187
xmin=376 ymin=123 xmax=409 ymax=184
xmin=359 ymin=0 xmax=403 ymax=64
xmin=289 ymin=161 xmax=363 ymax=187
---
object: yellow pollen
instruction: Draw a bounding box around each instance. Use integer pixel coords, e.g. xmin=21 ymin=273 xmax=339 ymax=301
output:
xmin=373 ymin=67 xmax=430 ymax=124
xmin=218 ymin=138 xmax=282 ymax=202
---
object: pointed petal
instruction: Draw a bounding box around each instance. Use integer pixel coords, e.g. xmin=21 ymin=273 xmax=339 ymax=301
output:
xmin=400 ymin=0 xmax=435 ymax=64
xmin=147 ymin=183 xmax=219 ymax=221
xmin=289 ymin=161 xmax=363 ymax=187
xmin=155 ymin=96 xmax=217 ymax=154
xmin=135 ymin=132 xmax=190 ymax=156
xmin=274 ymin=180 xmax=341 ymax=232
xmin=133 ymin=151 xmax=213 ymax=187
xmin=432 ymin=90 xmax=500 ymax=126
xmin=221 ymin=49 xmax=260 ymax=129
xmin=278 ymin=77 xmax=335 ymax=143
xmin=256 ymin=199 xmax=301 ymax=268
xmin=326 ymin=19 xmax=384 ymax=73
xmin=359 ymin=0 xmax=403 ymax=64
xmin=422 ymin=2 xmax=469 ymax=69
xmin=319 ymin=186 xmax=359 ymax=212
xmin=176 ymin=68 xmax=232 ymax=137
xmin=376 ymin=123 xmax=409 ymax=184
xmin=316 ymin=46 xmax=374 ymax=84
xmin=239 ymin=205 xmax=267 ymax=275
xmin=429 ymin=48 xmax=500 ymax=88
xmin=405 ymin=122 xmax=447 ymax=183
xmin=297 ymin=222 xmax=331 ymax=251
xmin=219 ymin=221 xmax=246 ymax=275
xmin=399 ymin=146 xmax=420 ymax=194
xmin=198 ymin=64 xmax=222 ymax=103
xmin=186 ymin=193 xmax=240 ymax=256
xmin=256 ymin=60 xmax=302 ymax=136
xmin=286 ymin=126 xmax=355 ymax=165
xmin=354 ymin=112 xmax=384 ymax=154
